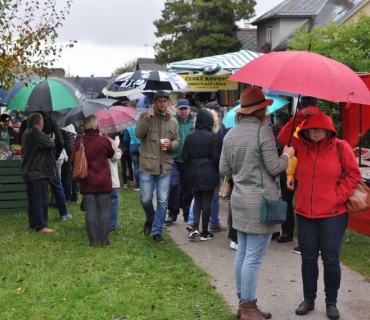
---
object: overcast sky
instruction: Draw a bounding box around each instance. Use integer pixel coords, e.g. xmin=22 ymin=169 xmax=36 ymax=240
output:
xmin=55 ymin=0 xmax=285 ymax=77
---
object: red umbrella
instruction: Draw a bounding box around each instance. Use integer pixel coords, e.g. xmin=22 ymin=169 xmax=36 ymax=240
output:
xmin=94 ymin=106 xmax=143 ymax=134
xmin=229 ymin=51 xmax=370 ymax=104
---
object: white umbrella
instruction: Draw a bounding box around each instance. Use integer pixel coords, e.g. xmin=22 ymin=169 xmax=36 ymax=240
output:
xmin=115 ymin=70 xmax=189 ymax=91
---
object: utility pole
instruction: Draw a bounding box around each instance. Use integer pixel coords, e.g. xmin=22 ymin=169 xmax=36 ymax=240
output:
xmin=144 ymin=44 xmax=153 ymax=58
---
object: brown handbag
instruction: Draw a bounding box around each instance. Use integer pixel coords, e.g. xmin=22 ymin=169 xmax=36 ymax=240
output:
xmin=219 ymin=177 xmax=231 ymax=199
xmin=72 ymin=137 xmax=88 ymax=182
xmin=336 ymin=141 xmax=370 ymax=214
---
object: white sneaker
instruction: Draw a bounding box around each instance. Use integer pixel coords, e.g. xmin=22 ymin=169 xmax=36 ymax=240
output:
xmin=230 ymin=241 xmax=238 ymax=250
xmin=188 ymin=229 xmax=200 ymax=239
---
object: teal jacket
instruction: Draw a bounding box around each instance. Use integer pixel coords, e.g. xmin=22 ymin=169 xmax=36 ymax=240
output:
xmin=172 ymin=113 xmax=195 ymax=163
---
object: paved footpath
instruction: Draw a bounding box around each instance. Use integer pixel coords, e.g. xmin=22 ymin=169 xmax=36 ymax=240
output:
xmin=166 ymin=198 xmax=370 ymax=320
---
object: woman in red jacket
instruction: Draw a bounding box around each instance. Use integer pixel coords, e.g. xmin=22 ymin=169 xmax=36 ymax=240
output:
xmin=71 ymin=115 xmax=114 ymax=246
xmin=277 ymin=109 xmax=361 ymax=320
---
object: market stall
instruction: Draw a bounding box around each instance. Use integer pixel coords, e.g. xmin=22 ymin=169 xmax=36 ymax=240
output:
xmin=341 ymin=73 xmax=370 ymax=236
xmin=0 ymin=159 xmax=27 ymax=215
xmin=167 ymin=49 xmax=262 ymax=108
xmin=0 ymin=117 xmax=27 ymax=214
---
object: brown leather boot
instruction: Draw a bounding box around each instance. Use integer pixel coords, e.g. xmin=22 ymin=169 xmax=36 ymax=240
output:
xmin=237 ymin=300 xmax=271 ymax=319
xmin=239 ymin=300 xmax=265 ymax=320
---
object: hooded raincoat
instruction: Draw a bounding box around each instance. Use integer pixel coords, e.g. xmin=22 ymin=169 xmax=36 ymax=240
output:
xmin=277 ymin=110 xmax=361 ymax=219
xmin=182 ymin=109 xmax=221 ymax=191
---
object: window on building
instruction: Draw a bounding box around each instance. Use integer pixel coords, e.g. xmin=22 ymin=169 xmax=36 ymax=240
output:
xmin=266 ymin=27 xmax=272 ymax=43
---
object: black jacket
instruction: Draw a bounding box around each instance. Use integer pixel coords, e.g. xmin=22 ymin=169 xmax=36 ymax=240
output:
xmin=182 ymin=109 xmax=221 ymax=191
xmin=61 ymin=130 xmax=76 ymax=158
xmin=39 ymin=113 xmax=64 ymax=160
xmin=21 ymin=126 xmax=56 ymax=181
xmin=19 ymin=113 xmax=64 ymax=159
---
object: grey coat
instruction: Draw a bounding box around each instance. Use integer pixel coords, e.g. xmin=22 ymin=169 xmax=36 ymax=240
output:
xmin=219 ymin=116 xmax=289 ymax=234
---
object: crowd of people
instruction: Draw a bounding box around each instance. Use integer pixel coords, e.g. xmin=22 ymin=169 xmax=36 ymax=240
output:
xmin=3 ymin=84 xmax=361 ymax=320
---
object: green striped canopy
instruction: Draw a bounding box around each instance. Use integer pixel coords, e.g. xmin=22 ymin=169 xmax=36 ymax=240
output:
xmin=166 ymin=50 xmax=263 ymax=75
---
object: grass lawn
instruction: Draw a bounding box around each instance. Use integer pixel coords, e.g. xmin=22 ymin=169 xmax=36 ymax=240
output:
xmin=341 ymin=228 xmax=370 ymax=278
xmin=1 ymin=185 xmax=370 ymax=320
xmin=0 ymin=186 xmax=235 ymax=320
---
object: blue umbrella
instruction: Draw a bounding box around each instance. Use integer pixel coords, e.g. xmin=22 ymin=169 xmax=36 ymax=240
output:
xmin=0 ymin=76 xmax=39 ymax=106
xmin=222 ymin=94 xmax=290 ymax=129
xmin=137 ymin=93 xmax=156 ymax=112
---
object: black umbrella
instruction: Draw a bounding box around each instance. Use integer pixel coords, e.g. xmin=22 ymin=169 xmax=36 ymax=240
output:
xmin=59 ymin=98 xmax=120 ymax=127
xmin=6 ymin=77 xmax=86 ymax=112
xmin=101 ymin=75 xmax=145 ymax=98
xmin=74 ymin=76 xmax=108 ymax=99
xmin=115 ymin=70 xmax=189 ymax=91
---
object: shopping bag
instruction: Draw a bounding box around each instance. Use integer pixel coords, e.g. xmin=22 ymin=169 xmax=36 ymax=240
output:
xmin=72 ymin=138 xmax=88 ymax=182
xmin=219 ymin=177 xmax=231 ymax=199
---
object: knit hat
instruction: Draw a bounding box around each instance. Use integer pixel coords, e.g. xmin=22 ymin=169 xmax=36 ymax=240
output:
xmin=276 ymin=108 xmax=290 ymax=124
xmin=205 ymin=101 xmax=222 ymax=112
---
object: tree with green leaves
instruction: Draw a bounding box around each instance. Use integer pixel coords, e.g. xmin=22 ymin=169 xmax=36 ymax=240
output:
xmin=0 ymin=0 xmax=76 ymax=90
xmin=154 ymin=0 xmax=256 ymax=64
xmin=288 ymin=13 xmax=370 ymax=72
xmin=111 ymin=59 xmax=137 ymax=77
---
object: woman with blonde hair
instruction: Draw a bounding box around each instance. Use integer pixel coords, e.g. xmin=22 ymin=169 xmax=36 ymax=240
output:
xmin=71 ymin=115 xmax=115 ymax=246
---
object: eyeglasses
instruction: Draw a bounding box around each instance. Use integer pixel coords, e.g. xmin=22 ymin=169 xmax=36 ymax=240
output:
xmin=308 ymin=128 xmax=326 ymax=133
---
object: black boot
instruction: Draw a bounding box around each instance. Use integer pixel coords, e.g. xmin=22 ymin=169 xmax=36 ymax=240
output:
xmin=143 ymin=220 xmax=153 ymax=236
xmin=295 ymin=301 xmax=315 ymax=315
xmin=326 ymin=304 xmax=340 ymax=320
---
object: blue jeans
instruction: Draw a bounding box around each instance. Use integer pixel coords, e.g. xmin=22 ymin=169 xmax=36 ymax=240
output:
xmin=188 ymin=184 xmax=220 ymax=227
xmin=26 ymin=178 xmax=50 ymax=231
xmin=188 ymin=198 xmax=194 ymax=224
xmin=209 ymin=182 xmax=221 ymax=228
xmin=140 ymin=171 xmax=171 ymax=235
xmin=235 ymin=231 xmax=272 ymax=302
xmin=296 ymin=213 xmax=348 ymax=305
xmin=109 ymin=188 xmax=120 ymax=229
xmin=49 ymin=165 xmax=69 ymax=217
xmin=167 ymin=162 xmax=192 ymax=221
xmin=61 ymin=161 xmax=72 ymax=200
xmin=130 ymin=150 xmax=140 ymax=188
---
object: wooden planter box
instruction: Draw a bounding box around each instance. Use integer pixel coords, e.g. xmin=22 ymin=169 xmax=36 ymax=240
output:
xmin=0 ymin=160 xmax=28 ymax=214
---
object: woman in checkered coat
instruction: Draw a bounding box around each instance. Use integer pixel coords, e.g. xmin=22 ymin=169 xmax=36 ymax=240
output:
xmin=220 ymin=87 xmax=294 ymax=319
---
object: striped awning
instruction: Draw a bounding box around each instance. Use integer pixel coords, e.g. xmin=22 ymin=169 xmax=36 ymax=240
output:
xmin=166 ymin=50 xmax=263 ymax=75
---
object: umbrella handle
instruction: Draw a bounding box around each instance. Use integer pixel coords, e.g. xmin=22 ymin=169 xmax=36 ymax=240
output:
xmin=288 ymin=95 xmax=301 ymax=146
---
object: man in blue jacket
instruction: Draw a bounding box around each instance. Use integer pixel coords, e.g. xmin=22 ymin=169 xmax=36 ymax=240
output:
xmin=165 ymin=99 xmax=195 ymax=225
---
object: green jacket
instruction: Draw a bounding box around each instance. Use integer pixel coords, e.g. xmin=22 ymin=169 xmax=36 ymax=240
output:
xmin=171 ymin=113 xmax=194 ymax=163
xmin=135 ymin=109 xmax=179 ymax=175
